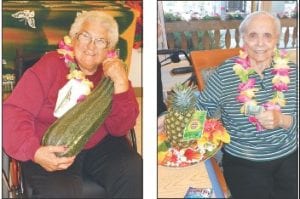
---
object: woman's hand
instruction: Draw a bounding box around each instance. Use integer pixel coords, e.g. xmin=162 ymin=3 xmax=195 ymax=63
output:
xmin=103 ymin=58 xmax=129 ymax=94
xmin=33 ymin=146 xmax=76 ymax=172
xmin=158 ymin=114 xmax=166 ymax=133
xmin=256 ymin=110 xmax=292 ymax=130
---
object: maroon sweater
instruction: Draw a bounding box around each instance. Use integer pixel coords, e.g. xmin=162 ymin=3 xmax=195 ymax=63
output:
xmin=3 ymin=51 xmax=139 ymax=161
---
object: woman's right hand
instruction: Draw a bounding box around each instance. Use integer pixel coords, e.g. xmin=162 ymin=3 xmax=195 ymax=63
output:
xmin=33 ymin=146 xmax=76 ymax=172
xmin=157 ymin=114 xmax=166 ymax=133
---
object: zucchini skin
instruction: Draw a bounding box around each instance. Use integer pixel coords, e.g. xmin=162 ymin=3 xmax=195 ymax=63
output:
xmin=42 ymin=77 xmax=114 ymax=157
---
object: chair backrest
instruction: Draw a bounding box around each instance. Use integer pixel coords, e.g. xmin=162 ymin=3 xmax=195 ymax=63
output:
xmin=190 ymin=48 xmax=241 ymax=91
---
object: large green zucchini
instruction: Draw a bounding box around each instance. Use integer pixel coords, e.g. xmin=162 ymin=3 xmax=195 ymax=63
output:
xmin=42 ymin=77 xmax=114 ymax=157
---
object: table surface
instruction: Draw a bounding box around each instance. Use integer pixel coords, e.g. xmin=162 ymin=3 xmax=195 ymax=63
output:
xmin=158 ymin=162 xmax=213 ymax=198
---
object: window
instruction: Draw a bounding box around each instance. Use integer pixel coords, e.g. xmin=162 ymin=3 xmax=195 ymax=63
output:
xmin=226 ymin=1 xmax=247 ymax=12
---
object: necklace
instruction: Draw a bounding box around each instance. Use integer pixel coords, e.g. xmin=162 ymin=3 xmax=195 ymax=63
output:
xmin=233 ymin=48 xmax=290 ymax=131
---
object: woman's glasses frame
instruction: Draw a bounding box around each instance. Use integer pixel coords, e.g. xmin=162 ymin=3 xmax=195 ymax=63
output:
xmin=76 ymin=32 xmax=109 ymax=49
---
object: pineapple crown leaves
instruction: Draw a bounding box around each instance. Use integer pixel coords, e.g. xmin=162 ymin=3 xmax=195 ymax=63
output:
xmin=167 ymin=83 xmax=197 ymax=112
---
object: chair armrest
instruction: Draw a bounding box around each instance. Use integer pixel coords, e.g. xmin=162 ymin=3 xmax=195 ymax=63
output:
xmin=127 ymin=128 xmax=137 ymax=151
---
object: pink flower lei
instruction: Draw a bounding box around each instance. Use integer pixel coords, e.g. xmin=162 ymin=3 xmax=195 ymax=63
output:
xmin=57 ymin=36 xmax=93 ymax=88
xmin=233 ymin=48 xmax=290 ymax=131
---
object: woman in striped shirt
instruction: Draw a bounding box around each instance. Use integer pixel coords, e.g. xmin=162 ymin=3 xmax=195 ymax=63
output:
xmin=196 ymin=11 xmax=297 ymax=199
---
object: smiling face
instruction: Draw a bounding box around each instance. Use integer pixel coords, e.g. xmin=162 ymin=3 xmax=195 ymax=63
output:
xmin=72 ymin=20 xmax=111 ymax=75
xmin=242 ymin=14 xmax=279 ymax=67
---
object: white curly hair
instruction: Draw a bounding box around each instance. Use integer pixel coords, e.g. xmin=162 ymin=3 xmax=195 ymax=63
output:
xmin=69 ymin=11 xmax=119 ymax=49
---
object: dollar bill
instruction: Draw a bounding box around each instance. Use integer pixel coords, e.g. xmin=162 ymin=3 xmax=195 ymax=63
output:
xmin=244 ymin=104 xmax=265 ymax=116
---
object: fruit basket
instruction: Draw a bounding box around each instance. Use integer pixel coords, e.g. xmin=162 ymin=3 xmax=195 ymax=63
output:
xmin=158 ymin=114 xmax=230 ymax=167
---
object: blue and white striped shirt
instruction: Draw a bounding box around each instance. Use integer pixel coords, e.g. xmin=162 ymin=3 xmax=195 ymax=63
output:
xmin=196 ymin=57 xmax=298 ymax=161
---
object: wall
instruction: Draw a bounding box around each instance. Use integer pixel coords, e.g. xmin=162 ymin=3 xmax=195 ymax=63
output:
xmin=2 ymin=1 xmax=138 ymax=74
xmin=128 ymin=48 xmax=142 ymax=88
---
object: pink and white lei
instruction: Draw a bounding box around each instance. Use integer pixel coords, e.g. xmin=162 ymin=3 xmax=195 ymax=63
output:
xmin=233 ymin=48 xmax=290 ymax=131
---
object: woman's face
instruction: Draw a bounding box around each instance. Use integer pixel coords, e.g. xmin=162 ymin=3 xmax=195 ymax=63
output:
xmin=243 ymin=15 xmax=279 ymax=65
xmin=72 ymin=20 xmax=111 ymax=75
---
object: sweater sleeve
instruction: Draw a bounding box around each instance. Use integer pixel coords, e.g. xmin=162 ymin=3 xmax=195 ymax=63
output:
xmin=195 ymin=66 xmax=224 ymax=118
xmin=3 ymin=52 xmax=63 ymax=161
xmin=3 ymin=70 xmax=45 ymax=161
xmin=282 ymin=61 xmax=298 ymax=133
xmin=104 ymin=81 xmax=139 ymax=136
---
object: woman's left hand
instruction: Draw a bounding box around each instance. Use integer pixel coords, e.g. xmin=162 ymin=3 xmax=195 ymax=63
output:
xmin=103 ymin=57 xmax=129 ymax=94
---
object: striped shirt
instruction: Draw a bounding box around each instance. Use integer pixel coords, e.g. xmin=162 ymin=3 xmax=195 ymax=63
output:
xmin=196 ymin=57 xmax=298 ymax=161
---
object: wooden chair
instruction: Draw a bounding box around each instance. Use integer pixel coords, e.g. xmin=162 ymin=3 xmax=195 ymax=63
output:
xmin=2 ymin=49 xmax=137 ymax=198
xmin=189 ymin=48 xmax=242 ymax=198
xmin=190 ymin=48 xmax=241 ymax=91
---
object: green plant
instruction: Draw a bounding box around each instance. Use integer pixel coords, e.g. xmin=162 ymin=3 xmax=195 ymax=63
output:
xmin=164 ymin=12 xmax=182 ymax=22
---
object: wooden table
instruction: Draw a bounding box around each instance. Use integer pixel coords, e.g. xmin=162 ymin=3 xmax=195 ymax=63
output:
xmin=158 ymin=162 xmax=213 ymax=198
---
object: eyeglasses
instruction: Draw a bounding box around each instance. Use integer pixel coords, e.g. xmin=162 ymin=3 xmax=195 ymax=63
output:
xmin=76 ymin=32 xmax=109 ymax=49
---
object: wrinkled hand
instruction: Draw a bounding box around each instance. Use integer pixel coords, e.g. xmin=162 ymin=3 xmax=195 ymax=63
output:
xmin=33 ymin=146 xmax=76 ymax=172
xmin=255 ymin=110 xmax=282 ymax=129
xmin=158 ymin=114 xmax=166 ymax=133
xmin=103 ymin=57 xmax=129 ymax=93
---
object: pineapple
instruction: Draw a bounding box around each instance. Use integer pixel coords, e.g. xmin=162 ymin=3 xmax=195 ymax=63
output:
xmin=164 ymin=83 xmax=197 ymax=149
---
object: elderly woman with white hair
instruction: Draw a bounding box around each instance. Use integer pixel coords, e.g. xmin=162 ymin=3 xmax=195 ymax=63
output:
xmin=196 ymin=11 xmax=297 ymax=199
xmin=3 ymin=11 xmax=142 ymax=198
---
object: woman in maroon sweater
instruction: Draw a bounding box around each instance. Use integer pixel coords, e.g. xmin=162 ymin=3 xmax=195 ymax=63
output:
xmin=3 ymin=11 xmax=142 ymax=198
